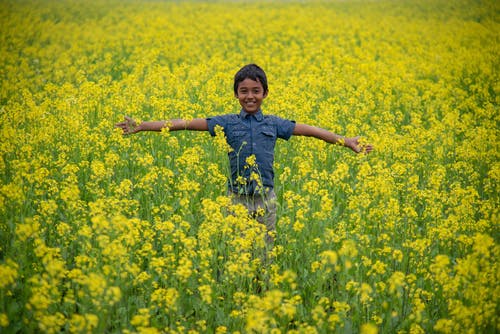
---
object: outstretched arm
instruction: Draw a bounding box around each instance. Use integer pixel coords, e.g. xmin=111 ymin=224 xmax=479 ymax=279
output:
xmin=115 ymin=116 xmax=208 ymax=134
xmin=293 ymin=123 xmax=373 ymax=154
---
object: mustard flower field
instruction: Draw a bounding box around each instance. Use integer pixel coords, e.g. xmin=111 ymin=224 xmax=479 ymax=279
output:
xmin=1 ymin=0 xmax=499 ymax=333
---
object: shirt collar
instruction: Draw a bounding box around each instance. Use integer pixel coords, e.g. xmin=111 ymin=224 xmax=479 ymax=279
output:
xmin=239 ymin=109 xmax=264 ymax=122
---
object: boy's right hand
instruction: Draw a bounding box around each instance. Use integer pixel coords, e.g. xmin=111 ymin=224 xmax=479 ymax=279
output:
xmin=115 ymin=116 xmax=139 ymax=135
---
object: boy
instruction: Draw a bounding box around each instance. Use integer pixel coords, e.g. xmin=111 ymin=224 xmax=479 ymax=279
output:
xmin=115 ymin=64 xmax=373 ymax=245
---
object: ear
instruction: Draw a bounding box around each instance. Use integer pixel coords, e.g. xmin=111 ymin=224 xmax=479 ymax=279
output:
xmin=263 ymin=90 xmax=268 ymax=98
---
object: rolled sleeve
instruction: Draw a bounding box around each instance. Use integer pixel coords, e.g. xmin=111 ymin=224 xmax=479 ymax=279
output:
xmin=274 ymin=116 xmax=296 ymax=140
xmin=206 ymin=115 xmax=228 ymax=136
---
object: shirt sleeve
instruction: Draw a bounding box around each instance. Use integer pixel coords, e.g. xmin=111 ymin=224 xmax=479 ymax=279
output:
xmin=206 ymin=115 xmax=228 ymax=136
xmin=273 ymin=116 xmax=296 ymax=140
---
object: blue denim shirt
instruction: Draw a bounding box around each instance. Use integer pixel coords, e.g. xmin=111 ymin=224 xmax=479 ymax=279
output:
xmin=207 ymin=110 xmax=296 ymax=195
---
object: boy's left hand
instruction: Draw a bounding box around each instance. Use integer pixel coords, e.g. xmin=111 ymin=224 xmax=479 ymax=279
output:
xmin=345 ymin=136 xmax=373 ymax=154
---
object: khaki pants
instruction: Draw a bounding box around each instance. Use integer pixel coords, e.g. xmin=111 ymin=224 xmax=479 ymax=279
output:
xmin=228 ymin=190 xmax=277 ymax=246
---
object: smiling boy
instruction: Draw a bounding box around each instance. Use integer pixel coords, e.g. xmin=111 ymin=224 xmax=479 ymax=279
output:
xmin=115 ymin=63 xmax=372 ymax=245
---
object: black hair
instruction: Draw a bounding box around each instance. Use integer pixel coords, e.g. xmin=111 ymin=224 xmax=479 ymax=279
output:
xmin=233 ymin=64 xmax=268 ymax=95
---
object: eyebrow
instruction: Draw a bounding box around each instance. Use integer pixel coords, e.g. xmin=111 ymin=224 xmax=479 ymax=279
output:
xmin=238 ymin=87 xmax=261 ymax=91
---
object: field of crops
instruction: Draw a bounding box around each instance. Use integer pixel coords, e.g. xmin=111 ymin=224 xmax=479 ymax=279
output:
xmin=1 ymin=0 xmax=499 ymax=333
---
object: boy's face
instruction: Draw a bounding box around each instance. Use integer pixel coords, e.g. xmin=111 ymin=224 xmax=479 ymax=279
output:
xmin=235 ymin=78 xmax=267 ymax=114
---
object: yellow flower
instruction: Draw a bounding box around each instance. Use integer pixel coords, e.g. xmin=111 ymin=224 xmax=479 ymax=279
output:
xmin=320 ymin=250 xmax=338 ymax=265
xmin=409 ymin=323 xmax=425 ymax=334
xmin=175 ymin=257 xmax=193 ymax=283
xmin=105 ymin=286 xmax=122 ymax=305
xmin=392 ymin=249 xmax=404 ymax=262
xmin=0 ymin=313 xmax=9 ymax=327
xmin=311 ymin=261 xmax=321 ymax=272
xmin=134 ymin=271 xmax=152 ymax=285
xmin=312 ymin=305 xmax=326 ymax=326
xmin=388 ymin=271 xmax=406 ymax=296
xmin=245 ymin=154 xmax=257 ymax=167
xmin=339 ymin=239 xmax=358 ymax=258
xmin=0 ymin=259 xmax=18 ymax=289
xmin=359 ymin=283 xmax=373 ymax=304
xmin=214 ymin=124 xmax=233 ymax=153
xmin=150 ymin=288 xmax=179 ymax=311
xmin=429 ymin=254 xmax=451 ymax=285
xmin=433 ymin=319 xmax=454 ymax=333
xmin=39 ymin=313 xmax=66 ymax=334
xmin=292 ymin=220 xmax=304 ymax=232
xmin=69 ymin=313 xmax=99 ymax=333
xmin=131 ymin=308 xmax=150 ymax=328
xmin=215 ymin=326 xmax=227 ymax=334
xmin=360 ymin=323 xmax=378 ymax=334
xmin=116 ymin=178 xmax=133 ymax=197
xmin=369 ymin=260 xmax=387 ymax=275
xmin=198 ymin=284 xmax=212 ymax=304
xmin=15 ymin=219 xmax=40 ymax=242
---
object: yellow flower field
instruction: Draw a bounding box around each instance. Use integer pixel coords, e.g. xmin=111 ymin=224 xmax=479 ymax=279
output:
xmin=1 ymin=0 xmax=499 ymax=333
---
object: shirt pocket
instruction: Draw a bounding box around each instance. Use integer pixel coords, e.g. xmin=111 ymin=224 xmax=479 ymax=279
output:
xmin=261 ymin=129 xmax=276 ymax=138
xmin=260 ymin=124 xmax=277 ymax=137
xmin=258 ymin=127 xmax=277 ymax=152
xmin=227 ymin=127 xmax=248 ymax=151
